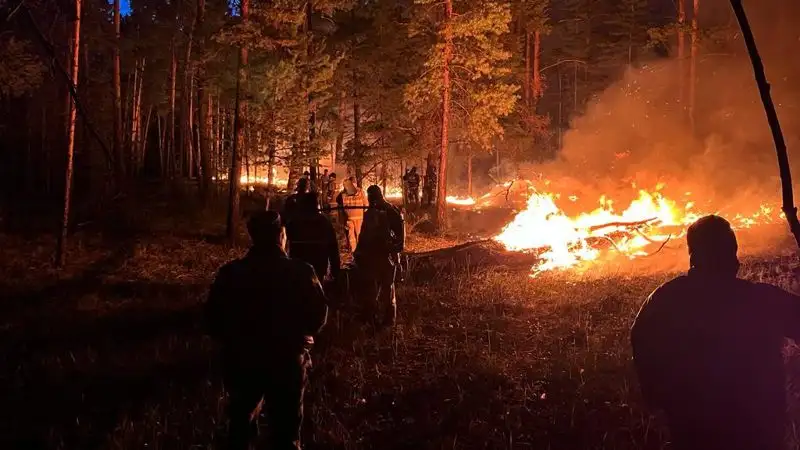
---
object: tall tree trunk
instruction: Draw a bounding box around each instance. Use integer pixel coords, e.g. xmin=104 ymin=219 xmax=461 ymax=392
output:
xmin=689 ymin=0 xmax=699 ymax=130
xmin=267 ymin=132 xmax=276 ymax=186
xmin=533 ymin=30 xmax=542 ymax=103
xmin=306 ymin=1 xmax=317 ymax=183
xmin=129 ymin=60 xmax=139 ymax=166
xmin=197 ymin=0 xmax=211 ymax=201
xmin=678 ymin=0 xmax=686 ymax=107
xmin=158 ymin=115 xmax=165 ymax=175
xmin=436 ymin=0 xmax=454 ymax=231
xmin=199 ymin=85 xmax=211 ymax=199
xmin=183 ymin=14 xmax=196 ymax=179
xmin=226 ymin=0 xmax=248 ymax=243
xmin=335 ymin=90 xmax=344 ymax=170
xmin=56 ymin=0 xmax=81 ymax=267
xmin=353 ymin=89 xmax=363 ymax=185
xmin=467 ymin=151 xmax=473 ymax=197
xmin=141 ymin=106 xmax=152 ymax=174
xmin=113 ymin=0 xmax=124 ymax=183
xmin=169 ymin=42 xmax=177 ymax=178
xmin=524 ymin=30 xmax=531 ymax=108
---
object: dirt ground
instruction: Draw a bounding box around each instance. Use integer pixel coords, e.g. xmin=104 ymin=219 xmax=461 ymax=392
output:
xmin=3 ymin=193 xmax=800 ymax=449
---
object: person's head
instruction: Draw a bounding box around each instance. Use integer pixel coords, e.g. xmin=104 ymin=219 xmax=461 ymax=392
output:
xmin=296 ymin=178 xmax=308 ymax=194
xmin=247 ymin=210 xmax=283 ymax=248
xmin=298 ymin=192 xmax=319 ymax=214
xmin=329 ymin=172 xmax=337 ymax=181
xmin=687 ymin=215 xmax=740 ymax=276
xmin=323 ymin=169 xmax=328 ymax=175
xmin=366 ymin=185 xmax=385 ymax=206
xmin=303 ymin=170 xmax=310 ymax=177
xmin=411 ymin=166 xmax=417 ymax=173
xmin=344 ymin=177 xmax=357 ymax=194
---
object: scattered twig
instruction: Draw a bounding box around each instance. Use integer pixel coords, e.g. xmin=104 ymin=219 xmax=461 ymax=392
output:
xmin=645 ymin=235 xmax=673 ymax=257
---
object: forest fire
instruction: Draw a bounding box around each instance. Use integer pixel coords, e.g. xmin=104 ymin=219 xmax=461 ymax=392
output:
xmin=494 ymin=183 xmax=783 ymax=276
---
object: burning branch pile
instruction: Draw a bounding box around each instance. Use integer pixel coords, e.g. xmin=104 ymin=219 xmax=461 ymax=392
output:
xmin=492 ymin=183 xmax=783 ymax=276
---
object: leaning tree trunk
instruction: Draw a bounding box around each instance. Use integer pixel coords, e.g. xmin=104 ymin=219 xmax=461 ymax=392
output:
xmin=729 ymin=0 xmax=800 ymax=248
xmin=689 ymin=0 xmax=699 ymax=130
xmin=113 ymin=0 xmax=124 ymax=184
xmin=435 ymin=0 xmax=454 ymax=232
xmin=56 ymin=0 xmax=81 ymax=267
xmin=226 ymin=0 xmax=248 ymax=243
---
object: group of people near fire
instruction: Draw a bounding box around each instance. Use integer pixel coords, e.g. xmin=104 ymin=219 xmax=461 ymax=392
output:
xmin=204 ymin=170 xmax=800 ymax=450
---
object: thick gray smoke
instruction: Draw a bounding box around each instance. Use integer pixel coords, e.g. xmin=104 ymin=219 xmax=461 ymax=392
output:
xmin=518 ymin=1 xmax=800 ymax=258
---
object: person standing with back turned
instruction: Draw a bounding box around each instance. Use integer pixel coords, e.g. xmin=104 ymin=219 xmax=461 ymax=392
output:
xmin=632 ymin=215 xmax=800 ymax=450
xmin=205 ymin=211 xmax=328 ymax=450
xmin=285 ymin=192 xmax=341 ymax=282
xmin=355 ymin=185 xmax=405 ymax=328
xmin=336 ymin=177 xmax=368 ymax=253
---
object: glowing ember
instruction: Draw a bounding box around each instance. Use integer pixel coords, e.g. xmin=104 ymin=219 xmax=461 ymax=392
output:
xmin=494 ymin=183 xmax=782 ymax=276
xmin=446 ymin=196 xmax=476 ymax=206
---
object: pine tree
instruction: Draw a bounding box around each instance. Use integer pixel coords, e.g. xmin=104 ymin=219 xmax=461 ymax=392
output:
xmin=406 ymin=0 xmax=518 ymax=230
xmin=56 ymin=0 xmax=82 ymax=266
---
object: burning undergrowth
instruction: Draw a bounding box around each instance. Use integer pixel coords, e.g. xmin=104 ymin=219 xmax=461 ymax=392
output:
xmin=495 ymin=56 xmax=800 ymax=276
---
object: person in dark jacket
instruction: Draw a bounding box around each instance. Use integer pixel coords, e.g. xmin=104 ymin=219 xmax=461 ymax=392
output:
xmin=282 ymin=178 xmax=309 ymax=225
xmin=285 ymin=192 xmax=341 ymax=281
xmin=404 ymin=167 xmax=420 ymax=205
xmin=205 ymin=210 xmax=328 ymax=450
xmin=354 ymin=185 xmax=404 ymax=328
xmin=631 ymin=215 xmax=800 ymax=450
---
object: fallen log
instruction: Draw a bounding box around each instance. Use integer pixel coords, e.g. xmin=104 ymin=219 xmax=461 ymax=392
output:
xmin=587 ymin=218 xmax=658 ymax=233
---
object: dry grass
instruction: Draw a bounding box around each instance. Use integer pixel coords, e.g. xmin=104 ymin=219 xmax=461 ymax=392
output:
xmin=2 ymin=200 xmax=800 ymax=449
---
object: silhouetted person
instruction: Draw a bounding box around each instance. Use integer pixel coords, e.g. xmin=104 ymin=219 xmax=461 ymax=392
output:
xmin=324 ymin=173 xmax=338 ymax=208
xmin=354 ymin=185 xmax=404 ymax=328
xmin=631 ymin=215 xmax=800 ymax=450
xmin=205 ymin=211 xmax=327 ymax=450
xmin=404 ymin=167 xmax=420 ymax=205
xmin=285 ymin=192 xmax=341 ymax=281
xmin=283 ymin=178 xmax=309 ymax=225
xmin=422 ymin=166 xmax=436 ymax=207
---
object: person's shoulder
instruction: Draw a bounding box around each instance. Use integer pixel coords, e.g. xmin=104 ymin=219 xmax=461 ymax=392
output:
xmin=749 ymin=280 xmax=797 ymax=302
xmin=285 ymin=257 xmax=318 ymax=278
xmin=214 ymin=258 xmax=246 ymax=280
xmin=648 ymin=274 xmax=691 ymax=299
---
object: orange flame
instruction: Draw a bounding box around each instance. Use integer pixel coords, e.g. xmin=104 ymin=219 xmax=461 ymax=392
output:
xmin=494 ymin=182 xmax=781 ymax=276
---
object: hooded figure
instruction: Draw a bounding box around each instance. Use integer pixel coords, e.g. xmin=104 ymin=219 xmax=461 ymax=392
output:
xmin=205 ymin=210 xmax=328 ymax=450
xmin=336 ymin=177 xmax=368 ymax=252
xmin=631 ymin=215 xmax=800 ymax=450
xmin=282 ymin=178 xmax=309 ymax=224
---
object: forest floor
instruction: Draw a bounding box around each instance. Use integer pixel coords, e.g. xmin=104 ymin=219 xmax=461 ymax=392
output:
xmin=3 ymin=187 xmax=800 ymax=450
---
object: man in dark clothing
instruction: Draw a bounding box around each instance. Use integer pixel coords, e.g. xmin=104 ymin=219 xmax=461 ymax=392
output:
xmin=205 ymin=210 xmax=328 ymax=450
xmin=631 ymin=215 xmax=800 ymax=450
xmin=354 ymin=185 xmax=404 ymax=328
xmin=285 ymin=192 xmax=341 ymax=281
xmin=405 ymin=167 xmax=420 ymax=205
xmin=422 ymin=166 xmax=436 ymax=207
xmin=282 ymin=178 xmax=309 ymax=225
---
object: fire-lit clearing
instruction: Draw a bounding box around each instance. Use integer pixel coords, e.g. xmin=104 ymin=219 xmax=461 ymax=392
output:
xmin=494 ymin=182 xmax=783 ymax=276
